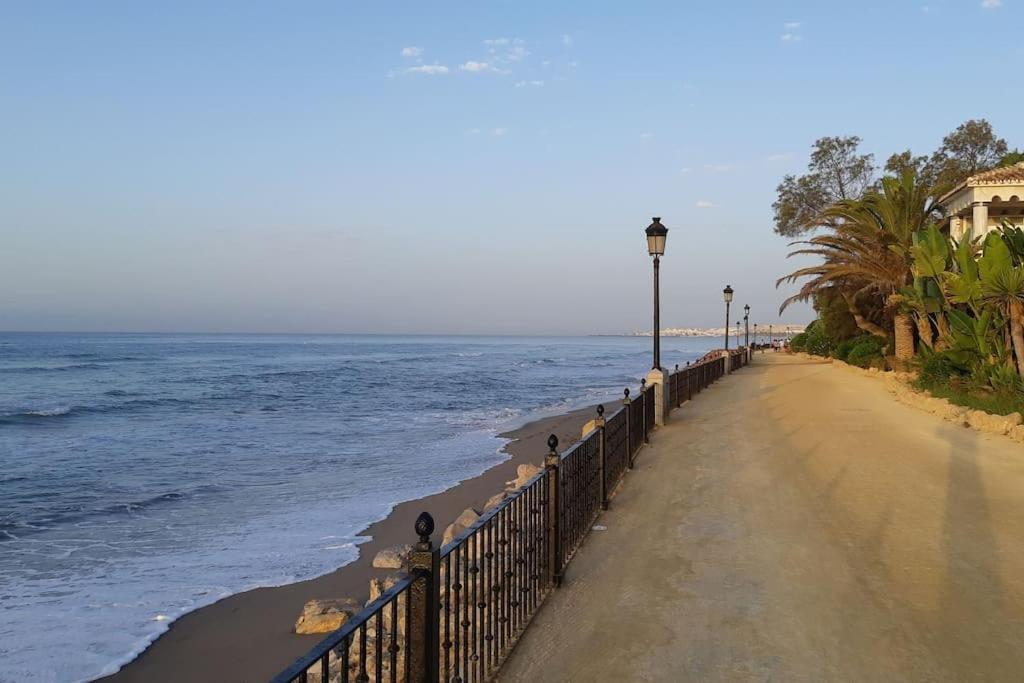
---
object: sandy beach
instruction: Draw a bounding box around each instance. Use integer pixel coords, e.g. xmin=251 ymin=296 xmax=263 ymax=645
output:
xmin=102 ymin=403 xmax=603 ymax=683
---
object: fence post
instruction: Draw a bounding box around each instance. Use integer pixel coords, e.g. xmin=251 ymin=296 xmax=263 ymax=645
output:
xmin=544 ymin=434 xmax=562 ymax=588
xmin=674 ymin=364 xmax=680 ymax=408
xmin=640 ymin=378 xmax=650 ymax=444
xmin=623 ymin=388 xmax=633 ymax=470
xmin=408 ymin=512 xmax=439 ymax=683
xmin=596 ymin=404 xmax=608 ymax=510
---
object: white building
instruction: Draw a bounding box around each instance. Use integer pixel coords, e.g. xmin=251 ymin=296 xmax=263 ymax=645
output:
xmin=939 ymin=162 xmax=1024 ymax=240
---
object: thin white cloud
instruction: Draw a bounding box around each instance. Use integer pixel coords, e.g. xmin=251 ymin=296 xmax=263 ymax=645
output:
xmin=506 ymin=45 xmax=529 ymax=62
xmin=492 ymin=128 xmax=508 ymax=136
xmin=981 ymin=0 xmax=1001 ymax=8
xmin=680 ymin=167 xmax=693 ymax=174
xmin=640 ymin=133 xmax=654 ymax=141
xmin=561 ymin=34 xmax=573 ymax=46
xmin=766 ymin=153 xmax=793 ymax=162
xmin=705 ymin=163 xmax=734 ymax=173
xmin=483 ymin=38 xmax=510 ymax=46
xmin=514 ymin=80 xmax=544 ymax=87
xmin=781 ymin=21 xmax=803 ymax=42
xmin=400 ymin=46 xmax=423 ymax=58
xmin=696 ymin=200 xmax=714 ymax=209
xmin=459 ymin=61 xmax=492 ymax=73
xmin=465 ymin=128 xmax=481 ymax=135
xmin=406 ymin=64 xmax=449 ymax=75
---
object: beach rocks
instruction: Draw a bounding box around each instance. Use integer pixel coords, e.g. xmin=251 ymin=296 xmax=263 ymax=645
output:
xmin=372 ymin=544 xmax=411 ymax=570
xmin=483 ymin=491 xmax=508 ymax=511
xmin=505 ymin=463 xmax=542 ymax=491
xmin=442 ymin=507 xmax=480 ymax=547
xmin=294 ymin=598 xmax=361 ymax=634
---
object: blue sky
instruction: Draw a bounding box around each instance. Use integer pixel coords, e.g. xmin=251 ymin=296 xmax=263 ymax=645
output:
xmin=2 ymin=1 xmax=1022 ymax=334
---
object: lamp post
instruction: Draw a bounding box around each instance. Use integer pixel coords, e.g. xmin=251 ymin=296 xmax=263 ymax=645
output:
xmin=645 ymin=217 xmax=668 ymax=370
xmin=644 ymin=217 xmax=670 ymax=427
xmin=723 ymin=285 xmax=734 ymax=351
xmin=769 ymin=324 xmax=773 ymax=351
xmin=743 ymin=304 xmax=750 ymax=349
xmin=753 ymin=322 xmax=758 ymax=348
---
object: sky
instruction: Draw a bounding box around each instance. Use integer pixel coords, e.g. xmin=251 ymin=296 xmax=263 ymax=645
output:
xmin=2 ymin=1 xmax=1023 ymax=335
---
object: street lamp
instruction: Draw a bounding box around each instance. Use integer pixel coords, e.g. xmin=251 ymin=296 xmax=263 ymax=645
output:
xmin=723 ymin=285 xmax=734 ymax=351
xmin=743 ymin=304 xmax=750 ymax=348
xmin=645 ymin=217 xmax=668 ymax=370
xmin=769 ymin=323 xmax=773 ymax=351
xmin=753 ymin=322 xmax=758 ymax=348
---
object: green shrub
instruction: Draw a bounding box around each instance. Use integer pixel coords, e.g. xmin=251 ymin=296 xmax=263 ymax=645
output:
xmin=789 ymin=332 xmax=808 ymax=352
xmin=804 ymin=322 xmax=833 ymax=356
xmin=833 ymin=335 xmax=876 ymax=362
xmin=916 ymin=348 xmax=959 ymax=384
xmin=846 ymin=336 xmax=886 ymax=368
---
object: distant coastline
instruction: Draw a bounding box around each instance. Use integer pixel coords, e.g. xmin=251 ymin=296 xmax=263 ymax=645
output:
xmin=607 ymin=325 xmax=807 ymax=338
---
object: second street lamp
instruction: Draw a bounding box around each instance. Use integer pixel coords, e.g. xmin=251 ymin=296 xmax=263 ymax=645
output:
xmin=743 ymin=304 xmax=750 ymax=349
xmin=723 ymin=285 xmax=734 ymax=352
xmin=645 ymin=217 xmax=668 ymax=370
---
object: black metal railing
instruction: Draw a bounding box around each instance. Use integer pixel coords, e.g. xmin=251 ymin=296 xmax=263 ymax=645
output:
xmin=627 ymin=390 xmax=644 ymax=461
xmin=274 ymin=350 xmax=746 ymax=683
xmin=603 ymin=405 xmax=628 ymax=499
xmin=438 ymin=472 xmax=548 ymax=683
xmin=643 ymin=385 xmax=655 ymax=442
xmin=558 ymin=429 xmax=601 ymax=567
xmin=272 ymin=575 xmax=415 ymax=683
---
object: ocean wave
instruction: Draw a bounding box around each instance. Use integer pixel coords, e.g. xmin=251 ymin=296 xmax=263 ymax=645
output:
xmin=0 ymin=362 xmax=106 ymax=373
xmin=0 ymin=406 xmax=75 ymax=422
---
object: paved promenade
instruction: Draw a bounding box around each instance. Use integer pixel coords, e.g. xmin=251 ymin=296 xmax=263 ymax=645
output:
xmin=497 ymin=354 xmax=1024 ymax=682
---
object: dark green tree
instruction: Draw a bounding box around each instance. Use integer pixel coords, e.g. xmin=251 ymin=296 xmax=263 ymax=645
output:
xmin=772 ymin=136 xmax=876 ymax=237
xmin=927 ymin=119 xmax=1008 ymax=194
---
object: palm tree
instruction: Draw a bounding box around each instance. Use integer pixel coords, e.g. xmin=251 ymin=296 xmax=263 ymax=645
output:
xmin=778 ymin=171 xmax=940 ymax=363
xmin=979 ymin=233 xmax=1024 ymax=376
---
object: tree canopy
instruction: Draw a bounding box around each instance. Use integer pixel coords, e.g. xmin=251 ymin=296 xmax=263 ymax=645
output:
xmin=773 ymin=120 xmax=1010 ymax=238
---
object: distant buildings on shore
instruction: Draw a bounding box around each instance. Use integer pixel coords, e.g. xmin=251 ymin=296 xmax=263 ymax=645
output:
xmin=625 ymin=325 xmax=807 ymax=337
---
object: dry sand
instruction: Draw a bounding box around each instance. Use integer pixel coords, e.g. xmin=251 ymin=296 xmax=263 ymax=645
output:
xmin=103 ymin=404 xmax=604 ymax=682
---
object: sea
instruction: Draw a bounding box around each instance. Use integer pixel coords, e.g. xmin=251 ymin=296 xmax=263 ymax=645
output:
xmin=0 ymin=333 xmax=721 ymax=682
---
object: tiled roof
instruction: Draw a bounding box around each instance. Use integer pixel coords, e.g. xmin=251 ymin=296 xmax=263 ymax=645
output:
xmin=938 ymin=162 xmax=1024 ymax=204
xmin=964 ymin=162 xmax=1024 ymax=185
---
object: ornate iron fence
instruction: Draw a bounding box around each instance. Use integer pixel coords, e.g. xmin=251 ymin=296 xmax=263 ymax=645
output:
xmin=438 ymin=472 xmax=549 ymax=683
xmin=627 ymin=390 xmax=644 ymax=460
xmin=272 ymin=575 xmax=415 ymax=683
xmin=643 ymin=385 xmax=655 ymax=441
xmin=558 ymin=429 xmax=602 ymax=567
xmin=273 ymin=354 xmax=743 ymax=683
xmin=603 ymin=405 xmax=628 ymax=499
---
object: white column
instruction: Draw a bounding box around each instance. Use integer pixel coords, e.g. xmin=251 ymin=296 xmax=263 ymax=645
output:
xmin=972 ymin=202 xmax=989 ymax=239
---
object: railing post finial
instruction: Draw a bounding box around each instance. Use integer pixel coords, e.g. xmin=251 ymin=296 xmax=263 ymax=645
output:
xmin=408 ymin=511 xmax=439 ymax=682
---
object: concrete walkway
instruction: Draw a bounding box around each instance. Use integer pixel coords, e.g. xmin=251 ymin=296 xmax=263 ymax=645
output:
xmin=497 ymin=354 xmax=1024 ymax=682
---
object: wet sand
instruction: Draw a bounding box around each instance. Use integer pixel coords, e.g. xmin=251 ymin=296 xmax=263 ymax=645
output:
xmin=103 ymin=403 xmax=605 ymax=683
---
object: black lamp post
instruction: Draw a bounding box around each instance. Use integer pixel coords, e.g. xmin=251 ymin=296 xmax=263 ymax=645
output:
xmin=769 ymin=324 xmax=773 ymax=350
xmin=645 ymin=217 xmax=668 ymax=370
xmin=723 ymin=285 xmax=734 ymax=351
xmin=743 ymin=304 xmax=750 ymax=348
